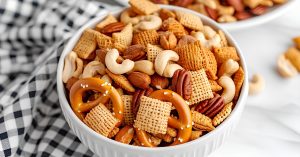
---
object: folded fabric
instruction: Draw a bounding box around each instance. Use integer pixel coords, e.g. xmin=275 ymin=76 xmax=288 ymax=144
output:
xmin=0 ymin=0 xmax=120 ymax=156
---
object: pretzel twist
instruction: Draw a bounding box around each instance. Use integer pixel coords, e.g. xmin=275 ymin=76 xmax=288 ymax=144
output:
xmin=135 ymin=89 xmax=192 ymax=147
xmin=69 ymin=78 xmax=124 ymax=126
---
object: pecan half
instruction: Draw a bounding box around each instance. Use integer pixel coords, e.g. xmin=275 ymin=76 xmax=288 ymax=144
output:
xmin=195 ymin=94 xmax=225 ymax=118
xmin=123 ymin=44 xmax=146 ymax=61
xmin=101 ymin=22 xmax=125 ymax=35
xmin=132 ymin=88 xmax=154 ymax=116
xmin=234 ymin=11 xmax=253 ymax=20
xmin=251 ymin=5 xmax=268 ymax=15
xmin=170 ymin=0 xmax=194 ymax=7
xmin=171 ymin=69 xmax=192 ymax=100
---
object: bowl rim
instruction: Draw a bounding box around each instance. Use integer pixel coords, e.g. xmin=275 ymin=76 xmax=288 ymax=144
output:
xmin=113 ymin=0 xmax=297 ymax=31
xmin=56 ymin=5 xmax=249 ymax=152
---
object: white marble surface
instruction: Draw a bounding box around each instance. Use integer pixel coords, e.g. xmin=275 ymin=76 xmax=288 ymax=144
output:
xmin=100 ymin=0 xmax=300 ymax=156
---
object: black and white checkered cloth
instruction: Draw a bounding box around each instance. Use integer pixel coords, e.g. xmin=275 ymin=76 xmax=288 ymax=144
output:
xmin=0 ymin=0 xmax=120 ymax=156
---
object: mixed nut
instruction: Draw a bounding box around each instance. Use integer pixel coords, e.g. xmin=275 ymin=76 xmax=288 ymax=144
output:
xmin=62 ymin=0 xmax=245 ymax=147
xmin=151 ymin=0 xmax=287 ymax=23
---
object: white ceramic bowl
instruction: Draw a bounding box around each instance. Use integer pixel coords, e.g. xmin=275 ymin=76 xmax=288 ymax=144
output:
xmin=57 ymin=5 xmax=249 ymax=157
xmin=113 ymin=0 xmax=297 ymax=31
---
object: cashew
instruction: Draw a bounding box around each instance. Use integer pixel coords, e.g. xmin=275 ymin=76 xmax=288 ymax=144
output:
xmin=62 ymin=51 xmax=83 ymax=83
xmin=105 ymin=49 xmax=134 ymax=74
xmin=217 ymin=15 xmax=237 ymax=23
xmin=218 ymin=76 xmax=235 ymax=104
xmin=249 ymin=74 xmax=265 ymax=95
xmin=218 ymin=59 xmax=239 ymax=77
xmin=217 ymin=6 xmax=235 ymax=16
xmin=134 ymin=15 xmax=162 ymax=32
xmin=101 ymin=74 xmax=113 ymax=84
xmin=120 ymin=8 xmax=143 ymax=25
xmin=196 ymin=0 xmax=217 ymax=9
xmin=132 ymin=60 xmax=155 ymax=75
xmin=203 ymin=26 xmax=217 ymax=39
xmin=277 ymin=54 xmax=298 ymax=78
xmin=82 ymin=61 xmax=105 ymax=78
xmin=163 ymin=63 xmax=183 ymax=78
xmin=154 ymin=50 xmax=179 ymax=76
xmin=191 ymin=31 xmax=221 ymax=50
xmin=73 ymin=58 xmax=83 ymax=78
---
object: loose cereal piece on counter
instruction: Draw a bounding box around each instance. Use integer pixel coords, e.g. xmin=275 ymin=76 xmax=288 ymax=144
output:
xmin=213 ymin=47 xmax=240 ymax=64
xmin=284 ymin=47 xmax=300 ymax=72
xmin=121 ymin=95 xmax=135 ymax=125
xmin=161 ymin=18 xmax=187 ymax=38
xmin=189 ymin=131 xmax=202 ymax=141
xmin=293 ymin=36 xmax=300 ymax=50
xmin=146 ymin=44 xmax=163 ymax=62
xmin=176 ymin=41 xmax=217 ymax=74
xmin=94 ymin=31 xmax=113 ymax=49
xmin=209 ymin=80 xmax=222 ymax=92
xmin=233 ymin=67 xmax=245 ymax=101
xmin=277 ymin=54 xmax=298 ymax=78
xmin=84 ymin=104 xmax=119 ymax=137
xmin=191 ymin=111 xmax=215 ymax=131
xmin=96 ymin=14 xmax=118 ymax=31
xmin=73 ymin=29 xmax=97 ymax=59
xmin=175 ymin=11 xmax=204 ymax=31
xmin=134 ymin=96 xmax=172 ymax=134
xmin=188 ymin=69 xmax=214 ymax=105
xmin=106 ymin=69 xmax=135 ymax=92
xmin=129 ymin=0 xmax=160 ymax=15
xmin=213 ymin=102 xmax=233 ymax=126
xmin=113 ymin=23 xmax=133 ymax=52
xmin=133 ymin=30 xmax=160 ymax=47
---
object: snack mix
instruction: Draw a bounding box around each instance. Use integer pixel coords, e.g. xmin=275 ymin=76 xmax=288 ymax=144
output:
xmin=62 ymin=0 xmax=245 ymax=147
xmin=151 ymin=0 xmax=287 ymax=23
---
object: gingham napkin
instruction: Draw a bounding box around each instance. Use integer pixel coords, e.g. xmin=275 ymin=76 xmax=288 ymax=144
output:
xmin=0 ymin=0 xmax=120 ymax=156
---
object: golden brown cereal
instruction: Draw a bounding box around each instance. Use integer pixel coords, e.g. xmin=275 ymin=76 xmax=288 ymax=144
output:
xmin=96 ymin=14 xmax=118 ymax=31
xmin=213 ymin=102 xmax=233 ymax=126
xmin=73 ymin=29 xmax=97 ymax=59
xmin=106 ymin=69 xmax=135 ymax=92
xmin=175 ymin=11 xmax=203 ymax=31
xmin=188 ymin=69 xmax=214 ymax=105
xmin=285 ymin=47 xmax=300 ymax=72
xmin=233 ymin=67 xmax=245 ymax=101
xmin=132 ymin=30 xmax=160 ymax=47
xmin=213 ymin=47 xmax=240 ymax=64
xmin=134 ymin=96 xmax=172 ymax=134
xmin=192 ymin=111 xmax=215 ymax=131
xmin=84 ymin=104 xmax=118 ymax=137
xmin=129 ymin=0 xmax=160 ymax=15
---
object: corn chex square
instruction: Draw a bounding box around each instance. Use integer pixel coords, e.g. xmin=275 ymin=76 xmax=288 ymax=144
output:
xmin=134 ymin=96 xmax=172 ymax=134
xmin=188 ymin=69 xmax=214 ymax=105
xmin=84 ymin=104 xmax=118 ymax=137
xmin=73 ymin=28 xmax=97 ymax=59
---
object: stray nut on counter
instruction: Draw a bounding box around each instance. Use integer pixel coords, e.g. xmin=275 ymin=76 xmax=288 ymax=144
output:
xmin=277 ymin=36 xmax=300 ymax=78
xmin=62 ymin=0 xmax=245 ymax=147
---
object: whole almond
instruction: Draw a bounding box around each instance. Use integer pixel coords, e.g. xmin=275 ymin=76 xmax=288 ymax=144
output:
xmin=205 ymin=6 xmax=218 ymax=21
xmin=128 ymin=72 xmax=151 ymax=89
xmin=160 ymin=32 xmax=177 ymax=50
xmin=101 ymin=22 xmax=125 ymax=34
xmin=123 ymin=44 xmax=146 ymax=61
xmin=151 ymin=74 xmax=169 ymax=89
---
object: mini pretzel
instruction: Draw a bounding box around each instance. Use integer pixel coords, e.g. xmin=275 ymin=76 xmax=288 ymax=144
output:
xmin=69 ymin=78 xmax=124 ymax=125
xmin=135 ymin=89 xmax=192 ymax=147
xmin=115 ymin=125 xmax=134 ymax=144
